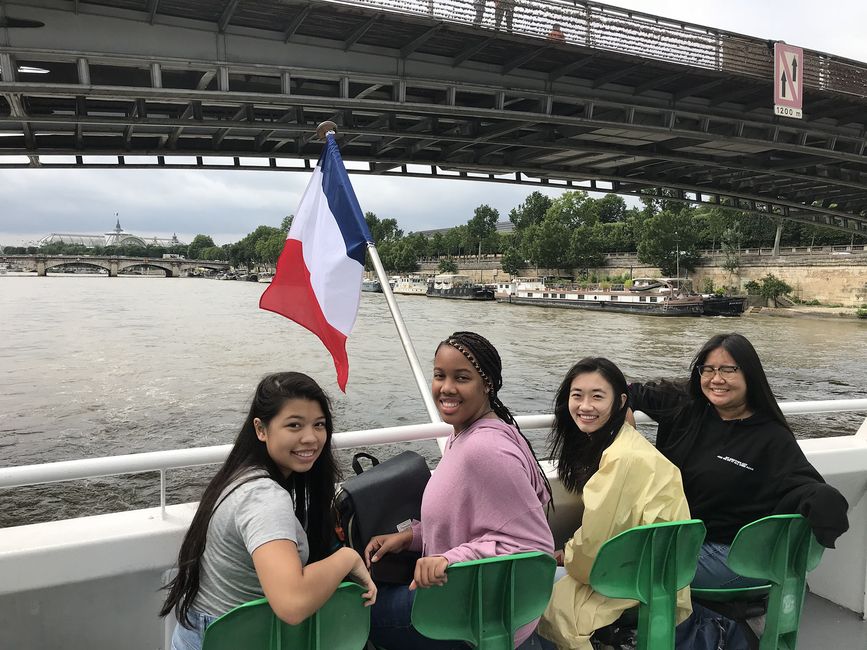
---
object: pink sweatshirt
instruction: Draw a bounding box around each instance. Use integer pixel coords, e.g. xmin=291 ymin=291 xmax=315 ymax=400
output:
xmin=410 ymin=417 xmax=555 ymax=646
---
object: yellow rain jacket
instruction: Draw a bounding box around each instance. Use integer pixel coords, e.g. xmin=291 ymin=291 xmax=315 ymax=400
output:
xmin=539 ymin=423 xmax=692 ymax=650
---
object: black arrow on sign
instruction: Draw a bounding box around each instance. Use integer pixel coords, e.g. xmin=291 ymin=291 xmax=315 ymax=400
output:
xmin=781 ymin=71 xmax=787 ymax=98
xmin=792 ymin=57 xmax=798 ymax=83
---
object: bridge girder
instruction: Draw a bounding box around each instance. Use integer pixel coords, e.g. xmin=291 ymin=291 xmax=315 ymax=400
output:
xmin=1 ymin=0 xmax=866 ymax=234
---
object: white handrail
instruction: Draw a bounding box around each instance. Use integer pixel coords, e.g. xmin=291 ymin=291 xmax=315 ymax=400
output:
xmin=0 ymin=421 xmax=452 ymax=490
xmin=1 ymin=400 xmax=866 ymax=493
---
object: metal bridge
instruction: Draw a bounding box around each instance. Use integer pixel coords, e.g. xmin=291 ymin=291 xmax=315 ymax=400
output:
xmin=2 ymin=0 xmax=867 ymax=234
xmin=0 ymin=253 xmax=229 ymax=276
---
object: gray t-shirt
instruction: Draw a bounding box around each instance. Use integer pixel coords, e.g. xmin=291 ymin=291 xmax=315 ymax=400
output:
xmin=194 ymin=474 xmax=309 ymax=616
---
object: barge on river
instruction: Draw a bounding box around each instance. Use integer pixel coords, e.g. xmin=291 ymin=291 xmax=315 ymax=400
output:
xmin=427 ymin=274 xmax=494 ymax=300
xmin=393 ymin=275 xmax=429 ymax=295
xmin=701 ymin=294 xmax=749 ymax=316
xmin=498 ymin=278 xmax=704 ymax=316
xmin=361 ymin=278 xmax=383 ymax=293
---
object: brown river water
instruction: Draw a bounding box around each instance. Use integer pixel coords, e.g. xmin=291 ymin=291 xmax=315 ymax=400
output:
xmin=1 ymin=275 xmax=866 ymax=527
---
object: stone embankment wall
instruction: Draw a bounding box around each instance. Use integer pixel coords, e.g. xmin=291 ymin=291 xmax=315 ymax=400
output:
xmin=418 ymin=248 xmax=867 ymax=306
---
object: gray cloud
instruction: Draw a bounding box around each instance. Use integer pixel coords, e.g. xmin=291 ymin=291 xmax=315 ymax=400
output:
xmin=0 ymin=167 xmax=571 ymax=244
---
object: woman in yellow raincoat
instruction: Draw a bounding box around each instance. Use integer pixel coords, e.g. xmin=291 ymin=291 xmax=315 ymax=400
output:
xmin=538 ymin=358 xmax=692 ymax=650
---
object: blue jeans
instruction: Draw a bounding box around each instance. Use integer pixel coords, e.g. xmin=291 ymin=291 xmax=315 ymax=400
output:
xmin=371 ymin=584 xmax=552 ymax=650
xmin=170 ymin=611 xmax=217 ymax=650
xmin=693 ymin=542 xmax=766 ymax=589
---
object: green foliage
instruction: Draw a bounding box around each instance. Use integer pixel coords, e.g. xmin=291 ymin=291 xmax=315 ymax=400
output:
xmin=597 ymin=194 xmax=628 ymax=223
xmin=225 ymin=225 xmax=283 ymax=267
xmin=635 ymin=207 xmax=701 ymax=276
xmin=466 ymin=204 xmax=499 ymax=255
xmin=438 ymin=258 xmax=458 ymax=274
xmin=571 ymin=223 xmax=605 ymax=273
xmin=758 ymin=274 xmax=793 ymax=301
xmin=376 ymin=233 xmax=426 ymax=272
xmin=508 ymin=191 xmax=552 ymax=230
xmin=500 ymin=246 xmax=526 ymax=277
xmin=596 ymin=221 xmax=635 ymax=253
xmin=443 ymin=226 xmax=468 ymax=256
xmin=188 ymin=234 xmax=216 ymax=260
xmin=545 ymin=191 xmax=599 ymax=228
xmin=745 ymin=274 xmax=793 ymax=302
xmin=523 ymin=219 xmax=570 ymax=269
xmin=364 ymin=212 xmax=402 ymax=244
xmin=856 ymin=308 xmax=867 ymax=319
xmin=199 ymin=246 xmax=226 ymax=261
xmin=30 ymin=240 xmax=190 ymax=259
xmin=428 ymin=232 xmax=446 ymax=257
xmin=702 ymin=277 xmax=714 ymax=293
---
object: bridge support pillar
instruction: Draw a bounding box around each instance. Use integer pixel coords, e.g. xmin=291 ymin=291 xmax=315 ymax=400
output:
xmin=773 ymin=219 xmax=783 ymax=256
xmin=36 ymin=260 xmax=46 ymax=277
xmin=109 ymin=261 xmax=118 ymax=278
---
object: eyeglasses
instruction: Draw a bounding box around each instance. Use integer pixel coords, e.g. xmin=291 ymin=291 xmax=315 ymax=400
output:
xmin=697 ymin=364 xmax=740 ymax=377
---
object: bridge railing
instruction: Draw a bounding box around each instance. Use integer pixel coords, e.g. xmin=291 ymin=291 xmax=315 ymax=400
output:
xmin=334 ymin=0 xmax=867 ymax=98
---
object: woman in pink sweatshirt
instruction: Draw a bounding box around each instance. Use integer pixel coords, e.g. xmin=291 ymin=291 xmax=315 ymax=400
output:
xmin=365 ymin=331 xmax=556 ymax=649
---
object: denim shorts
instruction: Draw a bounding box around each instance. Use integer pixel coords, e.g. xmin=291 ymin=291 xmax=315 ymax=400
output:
xmin=170 ymin=611 xmax=217 ymax=650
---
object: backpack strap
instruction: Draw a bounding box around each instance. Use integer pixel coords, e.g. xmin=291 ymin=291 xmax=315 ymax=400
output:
xmin=351 ymin=452 xmax=380 ymax=476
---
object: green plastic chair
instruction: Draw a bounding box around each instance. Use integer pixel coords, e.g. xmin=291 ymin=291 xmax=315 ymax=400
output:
xmin=698 ymin=514 xmax=824 ymax=650
xmin=201 ymin=581 xmax=370 ymax=650
xmin=589 ymin=519 xmax=706 ymax=650
xmin=410 ymin=551 xmax=556 ymax=649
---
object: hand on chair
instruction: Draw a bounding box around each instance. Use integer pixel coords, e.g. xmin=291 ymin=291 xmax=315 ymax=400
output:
xmin=409 ymin=556 xmax=449 ymax=590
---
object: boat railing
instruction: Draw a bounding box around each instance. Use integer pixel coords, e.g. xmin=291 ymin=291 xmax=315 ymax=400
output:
xmin=1 ymin=400 xmax=866 ymax=524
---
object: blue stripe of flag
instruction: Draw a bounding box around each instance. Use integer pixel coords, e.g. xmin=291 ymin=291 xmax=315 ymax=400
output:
xmin=320 ymin=134 xmax=373 ymax=266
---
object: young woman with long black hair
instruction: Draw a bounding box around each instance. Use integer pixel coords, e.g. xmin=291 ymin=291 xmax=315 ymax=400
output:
xmin=629 ymin=333 xmax=849 ymax=590
xmin=539 ymin=358 xmax=691 ymax=650
xmin=160 ymin=371 xmax=376 ymax=650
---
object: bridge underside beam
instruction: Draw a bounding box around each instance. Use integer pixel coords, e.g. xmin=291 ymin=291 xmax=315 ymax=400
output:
xmin=1 ymin=3 xmax=867 ymax=232
xmin=4 ymin=156 xmax=864 ymax=236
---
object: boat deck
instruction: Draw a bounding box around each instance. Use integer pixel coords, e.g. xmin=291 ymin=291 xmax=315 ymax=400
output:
xmin=801 ymin=592 xmax=867 ymax=647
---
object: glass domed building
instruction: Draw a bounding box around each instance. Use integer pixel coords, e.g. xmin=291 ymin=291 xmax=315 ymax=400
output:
xmin=38 ymin=218 xmax=184 ymax=249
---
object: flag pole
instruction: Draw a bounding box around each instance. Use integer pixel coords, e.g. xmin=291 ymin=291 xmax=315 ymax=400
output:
xmin=316 ymin=121 xmax=441 ymax=428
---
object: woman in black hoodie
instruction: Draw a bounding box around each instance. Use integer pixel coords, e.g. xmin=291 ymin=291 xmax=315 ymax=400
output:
xmin=629 ymin=332 xmax=848 ymax=589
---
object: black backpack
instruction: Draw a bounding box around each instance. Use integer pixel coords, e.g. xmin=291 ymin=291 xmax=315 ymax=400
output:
xmin=333 ymin=450 xmax=431 ymax=584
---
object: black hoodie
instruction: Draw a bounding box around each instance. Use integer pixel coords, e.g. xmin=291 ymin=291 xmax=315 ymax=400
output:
xmin=629 ymin=382 xmax=848 ymax=546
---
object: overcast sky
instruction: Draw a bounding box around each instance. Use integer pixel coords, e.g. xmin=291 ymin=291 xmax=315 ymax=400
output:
xmin=2 ymin=1 xmax=865 ymax=246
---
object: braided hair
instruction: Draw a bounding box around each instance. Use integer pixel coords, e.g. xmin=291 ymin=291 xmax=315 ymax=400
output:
xmin=438 ymin=331 xmax=553 ymax=504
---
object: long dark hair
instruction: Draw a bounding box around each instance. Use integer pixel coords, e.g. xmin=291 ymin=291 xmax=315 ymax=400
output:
xmin=689 ymin=333 xmax=790 ymax=431
xmin=437 ymin=331 xmax=553 ymax=504
xmin=549 ymin=357 xmax=629 ymax=494
xmin=159 ymin=371 xmax=340 ymax=627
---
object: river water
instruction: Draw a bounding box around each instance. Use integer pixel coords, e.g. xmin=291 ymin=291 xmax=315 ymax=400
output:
xmin=1 ymin=275 xmax=866 ymax=528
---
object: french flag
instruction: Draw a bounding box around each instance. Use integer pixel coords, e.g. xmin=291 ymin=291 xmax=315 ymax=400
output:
xmin=259 ymin=134 xmax=373 ymax=391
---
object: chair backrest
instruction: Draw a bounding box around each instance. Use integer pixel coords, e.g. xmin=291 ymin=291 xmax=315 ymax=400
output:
xmin=201 ymin=582 xmax=370 ymax=650
xmin=589 ymin=519 xmax=706 ymax=650
xmin=410 ymin=551 xmax=556 ymax=650
xmin=725 ymin=514 xmax=824 ymax=650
